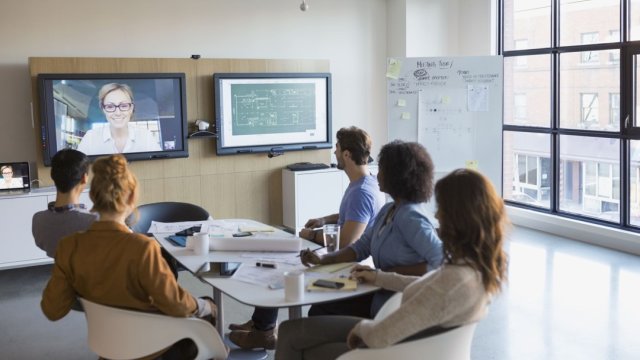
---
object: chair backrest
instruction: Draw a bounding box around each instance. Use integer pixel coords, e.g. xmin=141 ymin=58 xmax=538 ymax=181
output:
xmin=374 ymin=292 xmax=403 ymax=320
xmin=336 ymin=322 xmax=478 ymax=360
xmin=79 ymin=298 xmax=228 ymax=360
xmin=129 ymin=201 xmax=210 ymax=233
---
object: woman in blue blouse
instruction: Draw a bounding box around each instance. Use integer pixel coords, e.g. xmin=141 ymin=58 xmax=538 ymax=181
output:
xmin=300 ymin=140 xmax=443 ymax=318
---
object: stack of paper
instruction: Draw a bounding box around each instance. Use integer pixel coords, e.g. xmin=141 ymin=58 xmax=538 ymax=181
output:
xmin=209 ymin=235 xmax=301 ymax=252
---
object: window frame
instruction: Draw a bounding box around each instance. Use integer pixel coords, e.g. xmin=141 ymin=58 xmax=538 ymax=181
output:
xmin=499 ymin=0 xmax=638 ymax=229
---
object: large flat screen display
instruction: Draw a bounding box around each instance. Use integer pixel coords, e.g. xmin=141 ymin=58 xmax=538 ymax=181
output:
xmin=38 ymin=73 xmax=189 ymax=165
xmin=214 ymin=73 xmax=332 ymax=155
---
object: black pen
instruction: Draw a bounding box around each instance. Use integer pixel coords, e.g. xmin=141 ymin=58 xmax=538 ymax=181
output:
xmin=297 ymin=246 xmax=325 ymax=257
xmin=256 ymin=261 xmax=277 ymax=269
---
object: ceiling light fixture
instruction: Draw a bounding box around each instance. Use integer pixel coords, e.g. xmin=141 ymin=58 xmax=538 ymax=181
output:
xmin=300 ymin=0 xmax=309 ymax=11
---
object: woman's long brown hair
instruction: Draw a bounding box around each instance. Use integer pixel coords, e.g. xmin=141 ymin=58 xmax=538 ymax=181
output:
xmin=435 ymin=169 xmax=508 ymax=295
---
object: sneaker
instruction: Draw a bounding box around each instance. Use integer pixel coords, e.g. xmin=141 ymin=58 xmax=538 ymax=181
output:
xmin=228 ymin=319 xmax=254 ymax=331
xmin=228 ymin=328 xmax=277 ymax=350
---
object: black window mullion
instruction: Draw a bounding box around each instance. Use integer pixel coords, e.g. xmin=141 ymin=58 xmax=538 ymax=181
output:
xmin=622 ymin=134 xmax=629 ymax=226
xmin=552 ymin=0 xmax=559 ymax=49
xmin=552 ymin=49 xmax=560 ymax=213
xmin=622 ymin=0 xmax=628 ymax=43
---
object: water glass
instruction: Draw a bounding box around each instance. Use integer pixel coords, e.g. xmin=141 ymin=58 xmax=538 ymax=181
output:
xmin=323 ymin=224 xmax=340 ymax=253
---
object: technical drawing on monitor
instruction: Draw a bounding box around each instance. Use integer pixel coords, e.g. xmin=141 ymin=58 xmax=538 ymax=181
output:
xmin=231 ymin=83 xmax=317 ymax=136
xmin=214 ymin=73 xmax=332 ymax=155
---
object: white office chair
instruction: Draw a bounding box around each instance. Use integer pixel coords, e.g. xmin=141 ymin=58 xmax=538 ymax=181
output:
xmin=336 ymin=292 xmax=478 ymax=360
xmin=79 ymin=298 xmax=228 ymax=360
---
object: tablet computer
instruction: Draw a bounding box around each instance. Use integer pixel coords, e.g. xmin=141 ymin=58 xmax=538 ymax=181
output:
xmin=0 ymin=162 xmax=30 ymax=192
xmin=195 ymin=261 xmax=242 ymax=278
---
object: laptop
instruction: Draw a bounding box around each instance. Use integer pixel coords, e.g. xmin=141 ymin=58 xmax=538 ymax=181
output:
xmin=0 ymin=162 xmax=31 ymax=193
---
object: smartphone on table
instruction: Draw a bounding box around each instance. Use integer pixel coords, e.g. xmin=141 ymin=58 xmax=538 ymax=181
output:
xmin=312 ymin=279 xmax=345 ymax=289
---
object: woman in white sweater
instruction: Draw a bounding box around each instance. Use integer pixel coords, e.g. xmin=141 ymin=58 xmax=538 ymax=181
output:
xmin=275 ymin=169 xmax=508 ymax=359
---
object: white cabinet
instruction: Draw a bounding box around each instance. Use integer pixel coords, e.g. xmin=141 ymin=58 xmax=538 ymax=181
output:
xmin=282 ymin=166 xmax=378 ymax=232
xmin=0 ymin=195 xmax=49 ymax=267
xmin=0 ymin=187 xmax=92 ymax=270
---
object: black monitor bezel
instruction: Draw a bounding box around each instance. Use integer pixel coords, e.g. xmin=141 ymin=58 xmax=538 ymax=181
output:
xmin=37 ymin=72 xmax=189 ymax=166
xmin=213 ymin=72 xmax=333 ymax=155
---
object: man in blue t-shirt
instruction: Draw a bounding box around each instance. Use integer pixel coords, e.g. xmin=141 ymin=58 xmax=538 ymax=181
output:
xmin=228 ymin=126 xmax=386 ymax=350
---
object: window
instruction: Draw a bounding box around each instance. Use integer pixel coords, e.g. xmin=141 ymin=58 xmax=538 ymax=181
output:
xmin=581 ymin=32 xmax=600 ymax=64
xmin=502 ymin=0 xmax=632 ymax=228
xmin=503 ymin=131 xmax=551 ymax=209
xmin=514 ymin=93 xmax=527 ymax=121
xmin=609 ymin=93 xmax=620 ymax=128
xmin=609 ymin=30 xmax=620 ymax=64
xmin=514 ymin=39 xmax=529 ymax=66
xmin=580 ymin=93 xmax=599 ymax=126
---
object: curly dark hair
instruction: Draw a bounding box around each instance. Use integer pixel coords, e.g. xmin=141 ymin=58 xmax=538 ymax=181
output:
xmin=377 ymin=140 xmax=434 ymax=202
xmin=336 ymin=127 xmax=372 ymax=165
xmin=435 ymin=169 xmax=508 ymax=295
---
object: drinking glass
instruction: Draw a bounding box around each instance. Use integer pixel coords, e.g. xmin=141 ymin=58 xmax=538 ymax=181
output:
xmin=322 ymin=224 xmax=340 ymax=253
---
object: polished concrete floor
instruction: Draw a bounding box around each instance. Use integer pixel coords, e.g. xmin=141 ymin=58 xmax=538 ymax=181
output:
xmin=1 ymin=226 xmax=639 ymax=359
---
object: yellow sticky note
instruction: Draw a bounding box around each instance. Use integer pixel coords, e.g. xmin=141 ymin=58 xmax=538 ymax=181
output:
xmin=466 ymin=160 xmax=478 ymax=170
xmin=386 ymin=58 xmax=402 ymax=79
xmin=401 ymin=112 xmax=411 ymax=120
xmin=397 ymin=99 xmax=406 ymax=107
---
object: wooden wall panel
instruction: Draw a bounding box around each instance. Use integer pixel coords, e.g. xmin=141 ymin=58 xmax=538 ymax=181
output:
xmin=29 ymin=57 xmax=331 ymax=225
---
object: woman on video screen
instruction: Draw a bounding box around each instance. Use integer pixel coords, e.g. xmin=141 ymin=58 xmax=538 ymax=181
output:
xmin=0 ymin=165 xmax=24 ymax=189
xmin=77 ymin=83 xmax=162 ymax=155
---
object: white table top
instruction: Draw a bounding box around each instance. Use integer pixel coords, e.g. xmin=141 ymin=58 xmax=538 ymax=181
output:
xmin=154 ymin=218 xmax=379 ymax=309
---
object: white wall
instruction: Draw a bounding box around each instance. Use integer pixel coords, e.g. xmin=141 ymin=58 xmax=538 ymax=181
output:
xmin=402 ymin=0 xmax=492 ymax=57
xmin=0 ymin=0 xmax=388 ymax=169
xmin=406 ymin=0 xmax=459 ymax=56
xmin=386 ymin=0 xmax=407 ymax=57
xmin=459 ymin=0 xmax=494 ymax=55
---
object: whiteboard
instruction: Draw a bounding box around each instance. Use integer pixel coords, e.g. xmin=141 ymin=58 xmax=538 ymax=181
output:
xmin=386 ymin=56 xmax=503 ymax=192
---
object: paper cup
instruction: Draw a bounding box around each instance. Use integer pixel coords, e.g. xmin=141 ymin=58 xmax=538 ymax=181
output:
xmin=284 ymin=271 xmax=304 ymax=302
xmin=193 ymin=232 xmax=209 ymax=255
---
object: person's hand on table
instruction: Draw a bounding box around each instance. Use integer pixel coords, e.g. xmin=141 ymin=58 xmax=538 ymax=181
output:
xmin=349 ymin=264 xmax=378 ymax=284
xmin=304 ymin=218 xmax=325 ymax=229
xmin=298 ymin=228 xmax=317 ymax=241
xmin=299 ymin=248 xmax=322 ymax=267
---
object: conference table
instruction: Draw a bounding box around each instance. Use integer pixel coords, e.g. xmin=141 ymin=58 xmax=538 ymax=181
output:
xmin=152 ymin=218 xmax=379 ymax=334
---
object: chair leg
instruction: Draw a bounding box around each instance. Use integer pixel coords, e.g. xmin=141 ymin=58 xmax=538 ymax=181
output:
xmin=214 ymin=288 xmax=224 ymax=334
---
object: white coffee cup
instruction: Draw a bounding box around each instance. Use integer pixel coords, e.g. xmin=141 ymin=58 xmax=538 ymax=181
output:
xmin=284 ymin=271 xmax=304 ymax=302
xmin=192 ymin=232 xmax=209 ymax=255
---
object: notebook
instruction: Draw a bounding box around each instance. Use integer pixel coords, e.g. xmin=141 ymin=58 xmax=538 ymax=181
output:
xmin=0 ymin=162 xmax=30 ymax=193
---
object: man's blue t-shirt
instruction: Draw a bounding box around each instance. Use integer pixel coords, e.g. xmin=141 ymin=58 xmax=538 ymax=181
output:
xmin=338 ymin=174 xmax=386 ymax=227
